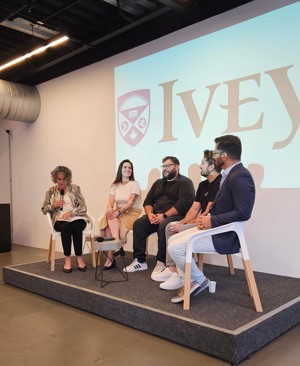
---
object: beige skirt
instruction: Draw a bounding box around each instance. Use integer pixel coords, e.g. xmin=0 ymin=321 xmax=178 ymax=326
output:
xmin=99 ymin=208 xmax=142 ymax=239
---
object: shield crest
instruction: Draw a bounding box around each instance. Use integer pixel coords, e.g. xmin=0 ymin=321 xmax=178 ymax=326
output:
xmin=118 ymin=89 xmax=150 ymax=147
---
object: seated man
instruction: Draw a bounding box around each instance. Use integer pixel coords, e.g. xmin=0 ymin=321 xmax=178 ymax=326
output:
xmin=124 ymin=156 xmax=195 ymax=275
xmin=151 ymin=149 xmax=221 ymax=290
xmin=168 ymin=135 xmax=255 ymax=303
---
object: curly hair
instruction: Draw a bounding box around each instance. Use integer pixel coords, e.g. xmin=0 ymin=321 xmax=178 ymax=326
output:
xmin=203 ymin=150 xmax=222 ymax=173
xmin=51 ymin=166 xmax=72 ymax=184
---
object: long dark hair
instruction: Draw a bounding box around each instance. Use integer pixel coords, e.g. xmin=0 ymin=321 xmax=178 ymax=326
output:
xmin=112 ymin=159 xmax=135 ymax=185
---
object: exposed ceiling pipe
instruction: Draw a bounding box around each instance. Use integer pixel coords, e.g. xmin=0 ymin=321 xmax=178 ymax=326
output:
xmin=158 ymin=0 xmax=199 ymax=13
xmin=0 ymin=79 xmax=41 ymax=122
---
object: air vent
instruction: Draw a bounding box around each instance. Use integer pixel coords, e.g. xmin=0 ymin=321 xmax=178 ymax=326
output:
xmin=1 ymin=17 xmax=58 ymax=40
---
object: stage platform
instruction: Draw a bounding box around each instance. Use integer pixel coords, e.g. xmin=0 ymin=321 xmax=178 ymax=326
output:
xmin=3 ymin=254 xmax=300 ymax=365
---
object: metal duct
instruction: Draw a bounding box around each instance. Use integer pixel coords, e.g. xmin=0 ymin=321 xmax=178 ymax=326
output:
xmin=0 ymin=80 xmax=41 ymax=123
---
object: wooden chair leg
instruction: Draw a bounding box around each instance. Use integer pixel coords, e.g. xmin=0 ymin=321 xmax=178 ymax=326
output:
xmin=96 ymin=250 xmax=101 ymax=266
xmin=197 ymin=253 xmax=204 ymax=271
xmin=243 ymin=259 xmax=263 ymax=312
xmin=242 ymin=258 xmax=252 ymax=297
xmin=183 ymin=262 xmax=192 ymax=310
xmin=50 ymin=238 xmax=55 ymax=271
xmin=227 ymin=254 xmax=235 ymax=275
xmin=48 ymin=235 xmax=52 ymax=263
xmin=96 ymin=250 xmax=102 ymax=270
xmin=90 ymin=236 xmax=96 ymax=268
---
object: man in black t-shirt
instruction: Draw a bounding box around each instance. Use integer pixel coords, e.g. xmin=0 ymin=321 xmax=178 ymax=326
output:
xmin=152 ymin=150 xmax=221 ymax=290
xmin=123 ymin=156 xmax=195 ymax=274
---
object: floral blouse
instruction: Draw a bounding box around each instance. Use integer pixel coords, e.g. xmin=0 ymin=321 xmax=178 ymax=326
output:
xmin=41 ymin=184 xmax=88 ymax=224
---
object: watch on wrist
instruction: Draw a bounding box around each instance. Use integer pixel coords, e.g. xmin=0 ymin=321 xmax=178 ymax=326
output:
xmin=163 ymin=213 xmax=168 ymax=219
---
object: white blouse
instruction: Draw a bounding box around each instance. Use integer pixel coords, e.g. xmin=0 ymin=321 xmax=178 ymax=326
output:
xmin=110 ymin=181 xmax=141 ymax=209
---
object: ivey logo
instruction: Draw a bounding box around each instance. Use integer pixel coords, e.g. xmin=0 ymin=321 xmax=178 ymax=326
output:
xmin=118 ymin=89 xmax=150 ymax=146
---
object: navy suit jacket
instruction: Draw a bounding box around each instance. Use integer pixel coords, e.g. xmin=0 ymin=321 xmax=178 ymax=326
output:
xmin=210 ymin=163 xmax=255 ymax=254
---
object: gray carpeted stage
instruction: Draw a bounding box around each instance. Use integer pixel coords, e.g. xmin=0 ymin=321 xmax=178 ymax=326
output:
xmin=3 ymin=254 xmax=300 ymax=365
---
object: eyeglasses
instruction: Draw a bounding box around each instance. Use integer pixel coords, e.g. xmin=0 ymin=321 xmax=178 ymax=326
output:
xmin=212 ymin=151 xmax=223 ymax=157
xmin=161 ymin=163 xmax=175 ymax=169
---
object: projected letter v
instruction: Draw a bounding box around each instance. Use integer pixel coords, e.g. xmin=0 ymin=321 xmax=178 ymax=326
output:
xmin=159 ymin=80 xmax=220 ymax=142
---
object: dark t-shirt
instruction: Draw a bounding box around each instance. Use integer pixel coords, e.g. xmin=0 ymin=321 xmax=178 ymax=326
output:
xmin=143 ymin=174 xmax=195 ymax=215
xmin=195 ymin=174 xmax=221 ymax=213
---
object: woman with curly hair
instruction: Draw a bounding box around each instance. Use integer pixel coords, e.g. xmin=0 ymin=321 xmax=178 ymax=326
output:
xmin=42 ymin=166 xmax=89 ymax=273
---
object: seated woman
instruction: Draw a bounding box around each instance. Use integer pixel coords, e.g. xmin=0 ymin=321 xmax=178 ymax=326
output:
xmin=41 ymin=165 xmax=89 ymax=273
xmin=100 ymin=159 xmax=142 ymax=269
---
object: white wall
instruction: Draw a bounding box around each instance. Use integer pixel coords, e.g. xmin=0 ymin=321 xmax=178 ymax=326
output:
xmin=1 ymin=60 xmax=117 ymax=251
xmin=0 ymin=0 xmax=299 ymax=278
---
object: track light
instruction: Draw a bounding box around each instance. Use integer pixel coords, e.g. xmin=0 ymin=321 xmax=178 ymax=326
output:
xmin=0 ymin=35 xmax=69 ymax=71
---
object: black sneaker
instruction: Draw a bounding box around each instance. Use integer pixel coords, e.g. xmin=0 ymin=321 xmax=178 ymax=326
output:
xmin=171 ymin=279 xmax=209 ymax=303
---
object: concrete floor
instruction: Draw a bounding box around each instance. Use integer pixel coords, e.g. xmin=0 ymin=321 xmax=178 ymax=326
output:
xmin=0 ymin=244 xmax=299 ymax=366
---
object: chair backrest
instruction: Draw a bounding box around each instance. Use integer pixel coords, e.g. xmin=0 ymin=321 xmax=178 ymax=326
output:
xmin=84 ymin=212 xmax=95 ymax=234
xmin=232 ymin=221 xmax=249 ymax=260
xmin=187 ymin=221 xmax=249 ymax=260
xmin=46 ymin=212 xmax=56 ymax=236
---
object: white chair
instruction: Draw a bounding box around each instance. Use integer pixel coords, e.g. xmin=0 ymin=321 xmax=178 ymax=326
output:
xmin=46 ymin=212 xmax=96 ymax=271
xmin=183 ymin=221 xmax=263 ymax=312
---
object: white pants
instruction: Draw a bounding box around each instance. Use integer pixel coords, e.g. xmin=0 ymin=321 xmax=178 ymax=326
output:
xmin=168 ymin=226 xmax=216 ymax=284
xmin=165 ymin=222 xmax=196 ymax=266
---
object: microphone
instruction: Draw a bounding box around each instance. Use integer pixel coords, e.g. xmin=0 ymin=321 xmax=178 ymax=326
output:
xmin=96 ymin=236 xmax=115 ymax=242
xmin=59 ymin=189 xmax=64 ymax=210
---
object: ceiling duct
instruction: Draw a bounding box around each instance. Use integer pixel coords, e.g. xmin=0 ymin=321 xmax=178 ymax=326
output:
xmin=0 ymin=80 xmax=41 ymax=122
xmin=1 ymin=17 xmax=59 ymax=40
xmin=158 ymin=0 xmax=198 ymax=12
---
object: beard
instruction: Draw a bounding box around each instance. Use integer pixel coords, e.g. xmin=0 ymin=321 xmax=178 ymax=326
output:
xmin=216 ymin=160 xmax=225 ymax=171
xmin=164 ymin=169 xmax=177 ymax=180
xmin=201 ymin=170 xmax=209 ymax=178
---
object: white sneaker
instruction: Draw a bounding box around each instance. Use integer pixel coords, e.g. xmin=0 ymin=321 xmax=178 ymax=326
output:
xmin=150 ymin=260 xmax=166 ymax=280
xmin=151 ymin=267 xmax=173 ymax=282
xmin=123 ymin=258 xmax=148 ymax=273
xmin=160 ymin=272 xmax=183 ymax=290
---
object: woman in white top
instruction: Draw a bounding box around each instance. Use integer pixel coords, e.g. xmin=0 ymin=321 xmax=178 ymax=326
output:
xmin=99 ymin=159 xmax=142 ymax=269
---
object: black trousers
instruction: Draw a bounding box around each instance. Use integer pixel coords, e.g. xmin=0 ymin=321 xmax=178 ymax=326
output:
xmin=132 ymin=214 xmax=183 ymax=264
xmin=54 ymin=219 xmax=87 ymax=256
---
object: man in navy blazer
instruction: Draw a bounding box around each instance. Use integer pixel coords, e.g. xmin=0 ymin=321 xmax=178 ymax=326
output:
xmin=168 ymin=135 xmax=255 ymax=303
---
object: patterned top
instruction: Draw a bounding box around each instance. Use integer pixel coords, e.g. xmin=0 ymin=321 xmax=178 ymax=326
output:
xmin=41 ymin=183 xmax=88 ymax=224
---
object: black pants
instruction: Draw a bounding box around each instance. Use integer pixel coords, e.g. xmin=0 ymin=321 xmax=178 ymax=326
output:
xmin=132 ymin=214 xmax=183 ymax=264
xmin=54 ymin=219 xmax=87 ymax=256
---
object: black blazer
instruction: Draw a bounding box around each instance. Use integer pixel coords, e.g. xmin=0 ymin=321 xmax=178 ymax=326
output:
xmin=210 ymin=163 xmax=255 ymax=254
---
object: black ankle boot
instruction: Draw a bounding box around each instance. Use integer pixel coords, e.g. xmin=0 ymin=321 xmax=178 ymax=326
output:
xmin=113 ymin=246 xmax=125 ymax=257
